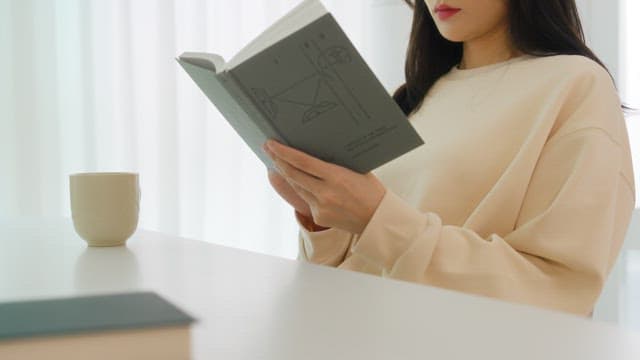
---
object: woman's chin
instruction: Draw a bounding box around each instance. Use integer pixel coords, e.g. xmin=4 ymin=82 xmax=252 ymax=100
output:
xmin=436 ymin=29 xmax=468 ymax=43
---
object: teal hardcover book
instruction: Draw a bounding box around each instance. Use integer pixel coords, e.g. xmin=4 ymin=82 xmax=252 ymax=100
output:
xmin=177 ymin=0 xmax=424 ymax=174
xmin=0 ymin=291 xmax=195 ymax=359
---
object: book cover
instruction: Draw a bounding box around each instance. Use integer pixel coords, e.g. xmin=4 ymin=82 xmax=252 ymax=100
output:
xmin=0 ymin=291 xmax=195 ymax=359
xmin=0 ymin=291 xmax=195 ymax=340
xmin=178 ymin=0 xmax=424 ymax=174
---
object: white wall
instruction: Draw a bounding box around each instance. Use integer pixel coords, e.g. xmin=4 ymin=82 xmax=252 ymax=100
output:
xmin=364 ymin=0 xmax=413 ymax=93
xmin=597 ymin=209 xmax=640 ymax=326
xmin=576 ymin=0 xmax=621 ymax=81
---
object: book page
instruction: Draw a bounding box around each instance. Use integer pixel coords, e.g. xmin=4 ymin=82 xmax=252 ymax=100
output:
xmin=226 ymin=0 xmax=327 ymax=70
xmin=178 ymin=52 xmax=226 ymax=73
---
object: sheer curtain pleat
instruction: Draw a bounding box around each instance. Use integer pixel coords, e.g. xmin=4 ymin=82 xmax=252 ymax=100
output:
xmin=0 ymin=0 xmax=16 ymax=215
xmin=1 ymin=0 xmax=409 ymax=259
xmin=175 ymin=0 xmax=207 ymax=241
xmin=6 ymin=1 xmax=59 ymax=217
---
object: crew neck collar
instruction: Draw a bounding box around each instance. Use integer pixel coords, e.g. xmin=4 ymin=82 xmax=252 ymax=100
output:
xmin=444 ymin=54 xmax=533 ymax=80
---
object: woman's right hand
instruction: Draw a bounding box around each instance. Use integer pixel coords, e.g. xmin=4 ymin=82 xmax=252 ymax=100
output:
xmin=267 ymin=167 xmax=312 ymax=218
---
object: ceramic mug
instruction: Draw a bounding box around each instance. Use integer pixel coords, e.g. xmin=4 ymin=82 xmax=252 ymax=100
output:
xmin=70 ymin=172 xmax=140 ymax=246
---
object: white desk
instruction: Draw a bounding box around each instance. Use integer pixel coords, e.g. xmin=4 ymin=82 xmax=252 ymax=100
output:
xmin=1 ymin=218 xmax=639 ymax=359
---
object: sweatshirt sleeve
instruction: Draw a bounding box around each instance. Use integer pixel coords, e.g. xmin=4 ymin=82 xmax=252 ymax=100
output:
xmin=337 ymin=65 xmax=635 ymax=315
xmin=296 ymin=210 xmax=355 ymax=266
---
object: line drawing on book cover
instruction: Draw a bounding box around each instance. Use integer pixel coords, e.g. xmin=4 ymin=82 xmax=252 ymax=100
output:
xmin=251 ymin=39 xmax=371 ymax=127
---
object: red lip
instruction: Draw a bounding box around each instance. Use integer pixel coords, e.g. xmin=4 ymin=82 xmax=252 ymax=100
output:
xmin=435 ymin=4 xmax=461 ymax=20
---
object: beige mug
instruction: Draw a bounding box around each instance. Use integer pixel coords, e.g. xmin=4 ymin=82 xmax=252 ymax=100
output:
xmin=70 ymin=172 xmax=140 ymax=246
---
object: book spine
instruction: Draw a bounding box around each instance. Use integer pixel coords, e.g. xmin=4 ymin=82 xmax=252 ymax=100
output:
xmin=177 ymin=59 xmax=279 ymax=171
xmin=219 ymin=71 xmax=286 ymax=144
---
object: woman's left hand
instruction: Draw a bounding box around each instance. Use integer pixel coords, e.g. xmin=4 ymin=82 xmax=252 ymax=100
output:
xmin=263 ymin=140 xmax=386 ymax=234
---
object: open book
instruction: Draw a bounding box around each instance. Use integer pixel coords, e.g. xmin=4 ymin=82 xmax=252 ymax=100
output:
xmin=177 ymin=0 xmax=424 ymax=174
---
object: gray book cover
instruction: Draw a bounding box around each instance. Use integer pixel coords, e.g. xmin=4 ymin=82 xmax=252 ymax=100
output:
xmin=0 ymin=292 xmax=195 ymax=340
xmin=177 ymin=59 xmax=281 ymax=172
xmin=178 ymin=2 xmax=424 ymax=174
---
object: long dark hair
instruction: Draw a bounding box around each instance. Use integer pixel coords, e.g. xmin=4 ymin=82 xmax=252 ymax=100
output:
xmin=395 ymin=0 xmax=613 ymax=115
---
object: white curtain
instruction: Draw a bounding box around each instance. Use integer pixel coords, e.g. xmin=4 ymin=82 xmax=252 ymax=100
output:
xmin=0 ymin=0 xmax=411 ymax=258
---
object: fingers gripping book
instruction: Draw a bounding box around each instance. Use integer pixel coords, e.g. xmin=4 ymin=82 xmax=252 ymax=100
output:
xmin=177 ymin=0 xmax=424 ymax=174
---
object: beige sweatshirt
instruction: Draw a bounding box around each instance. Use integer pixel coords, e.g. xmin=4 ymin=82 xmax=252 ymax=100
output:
xmin=296 ymin=54 xmax=636 ymax=316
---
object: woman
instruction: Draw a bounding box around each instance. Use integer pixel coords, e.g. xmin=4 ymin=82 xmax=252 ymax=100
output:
xmin=262 ymin=0 xmax=635 ymax=316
